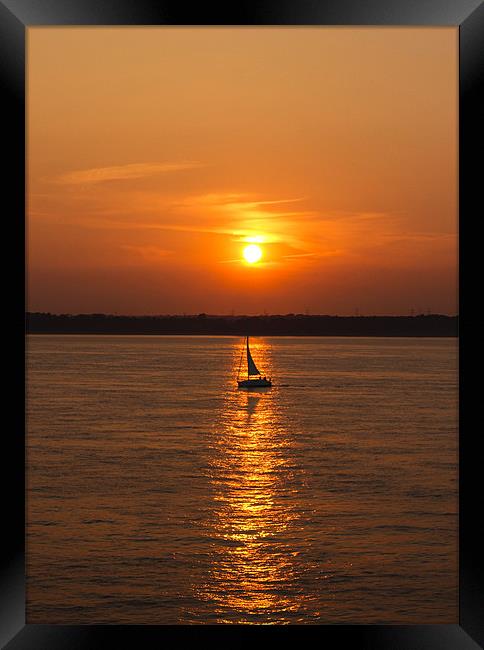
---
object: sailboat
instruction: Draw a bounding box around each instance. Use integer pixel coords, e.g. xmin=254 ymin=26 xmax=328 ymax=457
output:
xmin=237 ymin=336 xmax=272 ymax=388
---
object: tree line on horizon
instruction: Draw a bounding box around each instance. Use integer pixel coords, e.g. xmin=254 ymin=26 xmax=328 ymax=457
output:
xmin=26 ymin=312 xmax=458 ymax=337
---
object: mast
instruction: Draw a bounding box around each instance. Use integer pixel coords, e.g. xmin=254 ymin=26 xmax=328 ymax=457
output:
xmin=246 ymin=336 xmax=249 ymax=379
xmin=237 ymin=341 xmax=244 ymax=380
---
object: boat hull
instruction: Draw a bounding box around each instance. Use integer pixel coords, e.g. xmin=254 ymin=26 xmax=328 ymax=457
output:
xmin=237 ymin=378 xmax=272 ymax=388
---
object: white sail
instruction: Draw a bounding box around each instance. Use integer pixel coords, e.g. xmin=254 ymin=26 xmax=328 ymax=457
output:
xmin=246 ymin=337 xmax=261 ymax=376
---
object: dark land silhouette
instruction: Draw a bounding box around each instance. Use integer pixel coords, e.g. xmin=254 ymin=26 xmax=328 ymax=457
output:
xmin=27 ymin=312 xmax=458 ymax=337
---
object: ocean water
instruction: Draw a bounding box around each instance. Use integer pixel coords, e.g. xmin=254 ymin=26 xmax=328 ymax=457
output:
xmin=26 ymin=335 xmax=458 ymax=624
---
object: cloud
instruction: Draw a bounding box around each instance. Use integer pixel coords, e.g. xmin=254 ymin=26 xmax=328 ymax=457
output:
xmin=172 ymin=192 xmax=316 ymax=243
xmin=120 ymin=245 xmax=173 ymax=263
xmin=176 ymin=192 xmax=308 ymax=215
xmin=56 ymin=161 xmax=204 ymax=185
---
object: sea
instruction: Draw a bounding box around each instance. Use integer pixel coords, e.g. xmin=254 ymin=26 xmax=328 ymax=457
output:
xmin=26 ymin=335 xmax=458 ymax=624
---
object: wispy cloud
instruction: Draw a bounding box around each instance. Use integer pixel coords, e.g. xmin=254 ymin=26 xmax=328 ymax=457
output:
xmin=176 ymin=193 xmax=306 ymax=209
xmin=173 ymin=192 xmax=316 ymax=244
xmin=120 ymin=244 xmax=173 ymax=262
xmin=56 ymin=161 xmax=204 ymax=185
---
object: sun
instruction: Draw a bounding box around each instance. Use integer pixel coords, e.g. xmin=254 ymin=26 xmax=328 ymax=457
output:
xmin=243 ymin=244 xmax=262 ymax=264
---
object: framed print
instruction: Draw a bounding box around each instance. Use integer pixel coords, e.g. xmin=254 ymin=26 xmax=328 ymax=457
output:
xmin=1 ymin=0 xmax=483 ymax=647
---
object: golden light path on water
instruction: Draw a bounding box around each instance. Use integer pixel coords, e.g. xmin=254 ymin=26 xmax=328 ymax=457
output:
xmin=194 ymin=340 xmax=319 ymax=624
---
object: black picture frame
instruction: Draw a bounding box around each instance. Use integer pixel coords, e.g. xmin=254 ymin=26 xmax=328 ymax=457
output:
xmin=2 ymin=0 xmax=482 ymax=647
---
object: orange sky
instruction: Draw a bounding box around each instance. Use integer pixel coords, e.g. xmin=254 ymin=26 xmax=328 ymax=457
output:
xmin=28 ymin=27 xmax=457 ymax=315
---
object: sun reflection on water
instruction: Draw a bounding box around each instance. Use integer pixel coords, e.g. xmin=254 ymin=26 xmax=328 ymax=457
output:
xmin=194 ymin=339 xmax=314 ymax=624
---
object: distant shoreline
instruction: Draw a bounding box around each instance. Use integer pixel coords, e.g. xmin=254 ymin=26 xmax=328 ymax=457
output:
xmin=26 ymin=313 xmax=458 ymax=337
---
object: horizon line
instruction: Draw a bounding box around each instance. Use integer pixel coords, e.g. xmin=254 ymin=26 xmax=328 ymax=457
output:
xmin=27 ymin=311 xmax=458 ymax=318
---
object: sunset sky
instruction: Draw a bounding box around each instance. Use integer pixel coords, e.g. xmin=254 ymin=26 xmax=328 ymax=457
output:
xmin=28 ymin=27 xmax=457 ymax=315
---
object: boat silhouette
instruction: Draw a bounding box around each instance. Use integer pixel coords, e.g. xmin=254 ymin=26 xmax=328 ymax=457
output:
xmin=237 ymin=336 xmax=272 ymax=388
